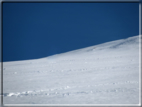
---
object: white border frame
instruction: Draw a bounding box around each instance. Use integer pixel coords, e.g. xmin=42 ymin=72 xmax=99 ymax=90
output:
xmin=139 ymin=3 xmax=141 ymax=106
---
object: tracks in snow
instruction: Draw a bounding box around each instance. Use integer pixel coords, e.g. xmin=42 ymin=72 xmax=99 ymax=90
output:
xmin=3 ymin=64 xmax=138 ymax=75
xmin=3 ymin=80 xmax=139 ymax=97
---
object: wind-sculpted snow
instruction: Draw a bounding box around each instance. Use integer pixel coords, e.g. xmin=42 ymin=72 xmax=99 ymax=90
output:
xmin=3 ymin=35 xmax=140 ymax=104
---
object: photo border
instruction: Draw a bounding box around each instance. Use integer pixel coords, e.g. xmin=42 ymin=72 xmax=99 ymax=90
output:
xmin=1 ymin=0 xmax=141 ymax=107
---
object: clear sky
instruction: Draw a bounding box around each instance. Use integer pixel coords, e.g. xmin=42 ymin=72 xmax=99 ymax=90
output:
xmin=3 ymin=2 xmax=139 ymax=62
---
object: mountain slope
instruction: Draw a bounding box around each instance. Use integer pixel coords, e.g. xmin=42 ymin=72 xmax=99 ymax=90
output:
xmin=3 ymin=35 xmax=140 ymax=104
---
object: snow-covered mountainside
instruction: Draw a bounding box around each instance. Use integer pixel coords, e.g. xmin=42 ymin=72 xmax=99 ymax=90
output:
xmin=3 ymin=35 xmax=140 ymax=104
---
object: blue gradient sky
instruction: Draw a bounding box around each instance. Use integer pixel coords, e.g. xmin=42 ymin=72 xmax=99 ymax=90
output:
xmin=3 ymin=2 xmax=139 ymax=62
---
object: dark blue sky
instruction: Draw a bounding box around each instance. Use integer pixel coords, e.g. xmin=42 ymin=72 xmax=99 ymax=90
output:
xmin=3 ymin=2 xmax=139 ymax=62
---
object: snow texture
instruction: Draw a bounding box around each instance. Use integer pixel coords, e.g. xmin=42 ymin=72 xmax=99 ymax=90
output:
xmin=2 ymin=35 xmax=140 ymax=105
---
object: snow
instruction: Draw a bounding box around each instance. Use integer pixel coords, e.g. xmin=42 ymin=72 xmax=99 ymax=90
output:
xmin=3 ymin=35 xmax=140 ymax=105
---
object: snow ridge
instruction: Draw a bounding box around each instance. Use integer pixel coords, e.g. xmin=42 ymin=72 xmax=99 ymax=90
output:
xmin=3 ymin=35 xmax=140 ymax=104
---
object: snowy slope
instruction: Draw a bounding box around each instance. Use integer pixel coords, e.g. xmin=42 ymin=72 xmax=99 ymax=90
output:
xmin=3 ymin=35 xmax=140 ymax=105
